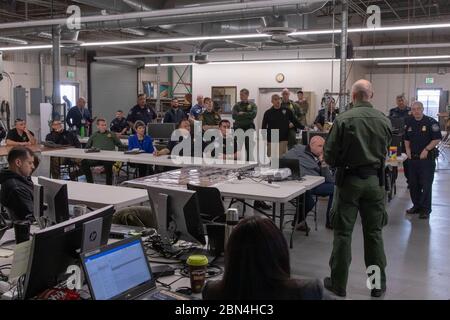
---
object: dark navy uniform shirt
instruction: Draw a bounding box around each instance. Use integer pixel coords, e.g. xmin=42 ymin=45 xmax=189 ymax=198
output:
xmin=314 ymin=108 xmax=339 ymax=127
xmin=404 ymin=115 xmax=442 ymax=155
xmin=126 ymin=104 xmax=157 ymax=126
xmin=389 ymin=106 xmax=411 ymax=118
xmin=66 ymin=106 xmax=92 ymax=129
xmin=163 ymin=108 xmax=187 ymax=124
xmin=110 ymin=117 xmax=129 ymax=133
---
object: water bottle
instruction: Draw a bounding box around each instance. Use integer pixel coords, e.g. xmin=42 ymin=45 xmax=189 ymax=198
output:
xmin=224 ymin=208 xmax=239 ymax=250
xmin=80 ymin=126 xmax=85 ymax=138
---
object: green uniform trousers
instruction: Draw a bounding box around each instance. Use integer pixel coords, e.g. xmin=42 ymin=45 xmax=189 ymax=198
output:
xmin=329 ymin=175 xmax=388 ymax=291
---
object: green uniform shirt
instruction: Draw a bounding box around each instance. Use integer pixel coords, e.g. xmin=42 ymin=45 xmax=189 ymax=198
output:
xmin=232 ymin=101 xmax=257 ymax=130
xmin=86 ymin=131 xmax=123 ymax=151
xmin=324 ymin=101 xmax=392 ymax=168
xmin=199 ymin=110 xmax=221 ymax=126
xmin=281 ymin=100 xmax=302 ymax=125
xmin=296 ymin=100 xmax=309 ymax=126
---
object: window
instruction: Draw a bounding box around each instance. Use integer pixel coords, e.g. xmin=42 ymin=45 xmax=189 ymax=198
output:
xmin=417 ymin=89 xmax=441 ymax=120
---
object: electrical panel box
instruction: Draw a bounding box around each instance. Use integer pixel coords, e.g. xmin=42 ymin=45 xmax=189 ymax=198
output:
xmin=30 ymin=88 xmax=44 ymax=115
xmin=14 ymin=86 xmax=26 ymax=120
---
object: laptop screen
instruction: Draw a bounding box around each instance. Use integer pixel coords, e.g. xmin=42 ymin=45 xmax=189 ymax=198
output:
xmin=82 ymin=238 xmax=152 ymax=300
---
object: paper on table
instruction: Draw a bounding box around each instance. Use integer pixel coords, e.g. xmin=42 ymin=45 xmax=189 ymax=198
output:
xmin=9 ymin=240 xmax=32 ymax=280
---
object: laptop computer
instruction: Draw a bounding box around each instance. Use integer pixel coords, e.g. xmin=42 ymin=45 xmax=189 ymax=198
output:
xmin=80 ymin=237 xmax=190 ymax=300
xmin=279 ymin=158 xmax=304 ymax=180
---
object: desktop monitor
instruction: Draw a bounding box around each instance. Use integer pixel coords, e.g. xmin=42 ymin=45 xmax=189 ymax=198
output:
xmin=23 ymin=205 xmax=115 ymax=300
xmin=145 ymin=185 xmax=205 ymax=246
xmin=37 ymin=177 xmax=69 ymax=226
xmin=147 ymin=123 xmax=176 ymax=141
xmin=302 ymin=131 xmax=329 ymax=145
xmin=388 ymin=116 xmax=406 ymax=134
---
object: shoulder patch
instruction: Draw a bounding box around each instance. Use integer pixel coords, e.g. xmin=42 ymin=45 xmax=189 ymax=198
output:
xmin=432 ymin=123 xmax=440 ymax=132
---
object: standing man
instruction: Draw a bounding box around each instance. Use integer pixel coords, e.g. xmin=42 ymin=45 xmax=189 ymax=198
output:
xmin=262 ymin=94 xmax=303 ymax=158
xmin=296 ymin=90 xmax=309 ymax=127
xmin=281 ymin=89 xmax=302 ymax=149
xmin=81 ymin=119 xmax=123 ymax=185
xmin=190 ymin=95 xmax=205 ymax=120
xmin=127 ymin=94 xmax=157 ymax=131
xmin=389 ymin=94 xmax=411 ymax=118
xmin=232 ymin=89 xmax=257 ymax=161
xmin=5 ymin=119 xmax=37 ymax=146
xmin=389 ymin=94 xmax=412 ymax=185
xmin=163 ymin=98 xmax=187 ymax=124
xmin=404 ymin=101 xmax=441 ymax=219
xmin=110 ymin=110 xmax=129 ymax=135
xmin=314 ymin=98 xmax=339 ymax=132
xmin=323 ymin=79 xmax=392 ymax=298
xmin=199 ymin=97 xmax=221 ymax=131
xmin=66 ymin=97 xmax=92 ymax=132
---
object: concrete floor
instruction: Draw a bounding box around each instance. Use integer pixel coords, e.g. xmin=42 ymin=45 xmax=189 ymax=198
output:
xmin=286 ymin=161 xmax=450 ymax=300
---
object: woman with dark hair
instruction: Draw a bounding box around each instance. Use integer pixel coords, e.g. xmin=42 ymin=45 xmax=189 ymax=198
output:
xmin=128 ymin=121 xmax=155 ymax=177
xmin=203 ymin=216 xmax=327 ymax=300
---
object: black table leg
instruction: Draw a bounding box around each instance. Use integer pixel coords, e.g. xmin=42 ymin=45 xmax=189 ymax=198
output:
xmin=280 ymin=203 xmax=285 ymax=230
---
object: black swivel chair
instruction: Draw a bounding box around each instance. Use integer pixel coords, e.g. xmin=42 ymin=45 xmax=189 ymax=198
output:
xmin=186 ymin=184 xmax=226 ymax=223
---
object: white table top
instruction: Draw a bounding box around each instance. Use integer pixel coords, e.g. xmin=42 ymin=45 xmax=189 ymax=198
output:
xmin=124 ymin=173 xmax=324 ymax=204
xmin=31 ymin=176 xmax=148 ymax=210
xmin=215 ymin=175 xmax=324 ymax=203
xmin=386 ymin=153 xmax=408 ymax=167
xmin=41 ymin=148 xmax=257 ymax=170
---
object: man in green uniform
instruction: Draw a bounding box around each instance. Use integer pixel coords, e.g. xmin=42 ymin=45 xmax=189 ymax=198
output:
xmin=323 ymin=79 xmax=392 ymax=298
xmin=281 ymin=88 xmax=302 ymax=149
xmin=199 ymin=97 xmax=221 ymax=131
xmin=81 ymin=118 xmax=124 ymax=185
xmin=296 ymin=90 xmax=309 ymax=127
xmin=232 ymin=88 xmax=257 ymax=161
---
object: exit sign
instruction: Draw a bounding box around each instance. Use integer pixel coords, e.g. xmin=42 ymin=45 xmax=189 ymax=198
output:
xmin=425 ymin=77 xmax=434 ymax=84
xmin=67 ymin=71 xmax=75 ymax=79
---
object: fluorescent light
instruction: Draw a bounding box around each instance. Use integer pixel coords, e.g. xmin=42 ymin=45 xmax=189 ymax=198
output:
xmin=82 ymin=33 xmax=270 ymax=47
xmin=0 ymin=44 xmax=52 ymax=51
xmin=353 ymin=55 xmax=450 ymax=61
xmin=145 ymin=62 xmax=194 ymax=67
xmin=288 ymin=22 xmax=450 ymax=36
xmin=378 ymin=61 xmax=450 ymax=66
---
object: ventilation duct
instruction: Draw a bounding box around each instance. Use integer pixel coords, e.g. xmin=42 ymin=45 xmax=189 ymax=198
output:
xmin=193 ymin=54 xmax=209 ymax=64
xmin=0 ymin=37 xmax=28 ymax=45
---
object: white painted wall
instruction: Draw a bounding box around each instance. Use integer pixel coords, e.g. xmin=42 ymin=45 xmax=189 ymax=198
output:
xmin=364 ymin=71 xmax=450 ymax=114
xmin=193 ymin=61 xmax=341 ymax=128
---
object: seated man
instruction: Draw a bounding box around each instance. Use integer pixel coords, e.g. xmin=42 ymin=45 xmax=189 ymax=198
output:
xmin=0 ymin=147 xmax=35 ymax=222
xmin=46 ymin=119 xmax=82 ymax=179
xmin=282 ymin=136 xmax=335 ymax=229
xmin=156 ymin=119 xmax=198 ymax=157
xmin=5 ymin=118 xmax=37 ymax=146
xmin=81 ymin=119 xmax=123 ymax=185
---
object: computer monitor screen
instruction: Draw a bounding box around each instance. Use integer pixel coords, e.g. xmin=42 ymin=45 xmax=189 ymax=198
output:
xmin=388 ymin=117 xmax=406 ymax=134
xmin=81 ymin=237 xmax=153 ymax=300
xmin=302 ymin=131 xmax=328 ymax=145
xmin=279 ymin=158 xmax=304 ymax=179
xmin=23 ymin=205 xmax=115 ymax=299
xmin=145 ymin=186 xmax=205 ymax=245
xmin=147 ymin=123 xmax=176 ymax=140
xmin=37 ymin=177 xmax=69 ymax=225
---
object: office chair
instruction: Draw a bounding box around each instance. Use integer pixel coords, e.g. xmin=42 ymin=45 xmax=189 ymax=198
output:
xmin=186 ymin=184 xmax=226 ymax=223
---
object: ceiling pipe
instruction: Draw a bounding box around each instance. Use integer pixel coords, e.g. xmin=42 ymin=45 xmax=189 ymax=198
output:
xmin=0 ymin=36 xmax=28 ymax=45
xmin=0 ymin=0 xmax=327 ymax=30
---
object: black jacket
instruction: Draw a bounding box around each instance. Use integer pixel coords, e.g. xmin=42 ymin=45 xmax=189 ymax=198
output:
xmin=45 ymin=129 xmax=81 ymax=148
xmin=0 ymin=169 xmax=34 ymax=221
xmin=203 ymin=278 xmax=329 ymax=300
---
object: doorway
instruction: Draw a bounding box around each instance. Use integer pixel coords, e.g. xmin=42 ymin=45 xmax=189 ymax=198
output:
xmin=417 ymin=89 xmax=441 ymax=119
xmin=60 ymin=83 xmax=79 ymax=109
